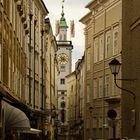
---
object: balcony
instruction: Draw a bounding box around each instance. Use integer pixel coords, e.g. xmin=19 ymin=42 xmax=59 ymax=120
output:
xmin=104 ymin=95 xmax=121 ymax=104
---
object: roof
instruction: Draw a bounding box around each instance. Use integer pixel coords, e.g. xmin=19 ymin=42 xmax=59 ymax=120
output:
xmin=59 ymin=5 xmax=68 ymax=28
xmin=79 ymin=11 xmax=92 ymax=24
xmin=41 ymin=0 xmax=49 ymax=14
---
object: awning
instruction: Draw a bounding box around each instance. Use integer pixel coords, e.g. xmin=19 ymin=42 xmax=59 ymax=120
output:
xmin=21 ymin=128 xmax=42 ymax=134
xmin=5 ymin=103 xmax=30 ymax=130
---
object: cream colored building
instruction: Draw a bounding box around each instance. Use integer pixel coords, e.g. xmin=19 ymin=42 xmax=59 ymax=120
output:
xmin=66 ymin=71 xmax=77 ymax=138
xmin=80 ymin=0 xmax=122 ymax=139
xmin=44 ymin=18 xmax=59 ymax=139
xmin=66 ymin=56 xmax=85 ymax=139
xmin=0 ymin=0 xmax=58 ymax=139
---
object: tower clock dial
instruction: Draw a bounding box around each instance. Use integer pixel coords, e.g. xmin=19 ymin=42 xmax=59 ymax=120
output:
xmin=58 ymin=53 xmax=69 ymax=64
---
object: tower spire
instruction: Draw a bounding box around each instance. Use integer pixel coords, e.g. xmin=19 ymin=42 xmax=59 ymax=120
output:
xmin=59 ymin=0 xmax=67 ymax=28
xmin=61 ymin=0 xmax=65 ymax=18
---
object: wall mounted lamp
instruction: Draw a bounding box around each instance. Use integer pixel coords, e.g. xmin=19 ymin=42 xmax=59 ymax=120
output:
xmin=109 ymin=58 xmax=136 ymax=101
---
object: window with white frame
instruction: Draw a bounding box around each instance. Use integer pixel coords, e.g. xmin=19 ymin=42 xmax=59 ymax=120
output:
xmin=99 ymin=34 xmax=104 ymax=61
xmin=105 ymin=75 xmax=110 ymax=97
xmin=99 ymin=77 xmax=103 ymax=97
xmin=105 ymin=31 xmax=111 ymax=58
xmin=94 ymin=38 xmax=98 ymax=63
xmin=86 ymin=47 xmax=90 ymax=71
xmin=113 ymin=26 xmax=119 ymax=55
xmin=93 ymin=78 xmax=98 ymax=99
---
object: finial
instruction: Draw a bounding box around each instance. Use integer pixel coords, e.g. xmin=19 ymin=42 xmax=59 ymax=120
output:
xmin=61 ymin=0 xmax=65 ymax=17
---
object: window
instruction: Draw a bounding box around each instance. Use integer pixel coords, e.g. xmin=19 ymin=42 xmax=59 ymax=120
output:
xmin=113 ymin=27 xmax=119 ymax=55
xmin=99 ymin=34 xmax=104 ymax=61
xmin=87 ymin=85 xmax=90 ymax=102
xmin=64 ymin=34 xmax=66 ymax=41
xmin=93 ymin=79 xmax=98 ymax=99
xmin=105 ymin=31 xmax=111 ymax=58
xmin=60 ymin=34 xmax=62 ymax=41
xmin=35 ymin=52 xmax=39 ymax=74
xmin=60 ymin=79 xmax=65 ymax=84
xmin=105 ymin=75 xmax=110 ymax=96
xmin=61 ymin=91 xmax=65 ymax=95
xmin=60 ymin=65 xmax=65 ymax=72
xmin=86 ymin=47 xmax=90 ymax=71
xmin=94 ymin=38 xmax=98 ymax=63
xmin=61 ymin=101 xmax=66 ymax=108
xmin=99 ymin=77 xmax=103 ymax=97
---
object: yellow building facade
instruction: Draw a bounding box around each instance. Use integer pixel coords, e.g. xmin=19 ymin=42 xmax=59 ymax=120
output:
xmin=0 ymin=0 xmax=58 ymax=139
xmin=80 ymin=0 xmax=122 ymax=139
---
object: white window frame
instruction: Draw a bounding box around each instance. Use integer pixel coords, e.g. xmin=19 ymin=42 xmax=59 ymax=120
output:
xmin=105 ymin=31 xmax=111 ymax=58
xmin=113 ymin=26 xmax=119 ymax=55
xmin=99 ymin=34 xmax=104 ymax=61
xmin=93 ymin=78 xmax=98 ymax=99
xmin=86 ymin=47 xmax=90 ymax=71
xmin=105 ymin=75 xmax=110 ymax=97
xmin=99 ymin=77 xmax=103 ymax=98
xmin=94 ymin=38 xmax=98 ymax=63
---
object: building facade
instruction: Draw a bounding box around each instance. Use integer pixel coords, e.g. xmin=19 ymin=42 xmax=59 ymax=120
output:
xmin=121 ymin=0 xmax=140 ymax=138
xmin=66 ymin=71 xmax=77 ymax=139
xmin=44 ymin=18 xmax=59 ymax=140
xmin=0 ymin=0 xmax=58 ymax=139
xmin=66 ymin=56 xmax=85 ymax=140
xmin=80 ymin=0 xmax=122 ymax=139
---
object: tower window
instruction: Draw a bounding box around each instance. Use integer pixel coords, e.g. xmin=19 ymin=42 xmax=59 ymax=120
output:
xmin=60 ymin=79 xmax=65 ymax=84
xmin=61 ymin=91 xmax=65 ymax=95
xmin=60 ymin=65 xmax=65 ymax=72
xmin=61 ymin=101 xmax=66 ymax=108
xmin=64 ymin=34 xmax=66 ymax=41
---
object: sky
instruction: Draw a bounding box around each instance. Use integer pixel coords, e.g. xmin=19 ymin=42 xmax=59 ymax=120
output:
xmin=43 ymin=0 xmax=90 ymax=70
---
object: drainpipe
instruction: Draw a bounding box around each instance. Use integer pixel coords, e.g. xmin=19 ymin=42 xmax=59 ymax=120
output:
xmin=50 ymin=52 xmax=52 ymax=112
xmin=34 ymin=20 xmax=37 ymax=108
xmin=29 ymin=14 xmax=33 ymax=105
xmin=41 ymin=30 xmax=44 ymax=110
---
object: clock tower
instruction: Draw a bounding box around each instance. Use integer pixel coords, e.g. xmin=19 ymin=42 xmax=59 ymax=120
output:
xmin=56 ymin=1 xmax=73 ymax=134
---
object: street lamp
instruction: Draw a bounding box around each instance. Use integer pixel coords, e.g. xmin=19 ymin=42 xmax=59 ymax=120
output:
xmin=109 ymin=58 xmax=121 ymax=78
xmin=109 ymin=58 xmax=136 ymax=101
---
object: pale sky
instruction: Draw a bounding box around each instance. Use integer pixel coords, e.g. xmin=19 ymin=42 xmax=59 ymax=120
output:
xmin=43 ymin=0 xmax=90 ymax=70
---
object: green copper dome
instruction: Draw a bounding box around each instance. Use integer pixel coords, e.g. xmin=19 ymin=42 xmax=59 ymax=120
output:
xmin=59 ymin=5 xmax=68 ymax=28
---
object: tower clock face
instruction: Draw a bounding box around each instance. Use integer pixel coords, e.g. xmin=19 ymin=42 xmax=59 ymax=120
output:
xmin=58 ymin=53 xmax=69 ymax=64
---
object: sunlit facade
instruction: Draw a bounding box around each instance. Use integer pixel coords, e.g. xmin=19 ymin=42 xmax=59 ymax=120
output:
xmin=0 ymin=0 xmax=52 ymax=139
